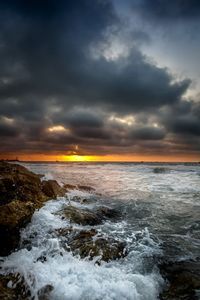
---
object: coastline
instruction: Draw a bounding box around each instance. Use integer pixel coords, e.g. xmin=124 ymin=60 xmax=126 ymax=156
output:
xmin=0 ymin=162 xmax=200 ymax=299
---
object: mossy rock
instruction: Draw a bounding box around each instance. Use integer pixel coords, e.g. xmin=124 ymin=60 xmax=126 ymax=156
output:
xmin=59 ymin=205 xmax=103 ymax=225
xmin=56 ymin=227 xmax=127 ymax=263
xmin=42 ymin=180 xmax=66 ymax=198
xmin=96 ymin=206 xmax=121 ymax=220
xmin=0 ymin=162 xmax=66 ymax=256
xmin=69 ymin=232 xmax=127 ymax=262
xmin=0 ymin=273 xmax=30 ymax=300
xmin=0 ymin=200 xmax=36 ymax=256
xmin=58 ymin=205 xmax=121 ymax=226
xmin=0 ymin=162 xmax=45 ymax=205
xmin=0 ymin=274 xmax=53 ymax=300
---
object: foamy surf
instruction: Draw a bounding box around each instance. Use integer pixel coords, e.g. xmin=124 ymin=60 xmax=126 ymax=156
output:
xmin=0 ymin=188 xmax=163 ymax=300
xmin=1 ymin=162 xmax=199 ymax=299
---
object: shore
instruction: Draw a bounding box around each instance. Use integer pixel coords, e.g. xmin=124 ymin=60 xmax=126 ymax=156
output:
xmin=0 ymin=162 xmax=200 ymax=299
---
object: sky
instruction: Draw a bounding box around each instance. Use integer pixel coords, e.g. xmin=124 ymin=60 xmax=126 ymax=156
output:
xmin=0 ymin=0 xmax=200 ymax=162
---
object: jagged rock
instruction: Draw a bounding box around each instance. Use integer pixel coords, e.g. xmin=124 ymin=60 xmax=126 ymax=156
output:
xmin=0 ymin=200 xmax=35 ymax=256
xmin=77 ymin=185 xmax=95 ymax=192
xmin=59 ymin=205 xmax=103 ymax=225
xmin=159 ymin=260 xmax=200 ymax=300
xmin=0 ymin=273 xmax=53 ymax=300
xmin=63 ymin=183 xmax=77 ymax=191
xmin=0 ymin=273 xmax=30 ymax=300
xmin=55 ymin=226 xmax=74 ymax=236
xmin=42 ymin=180 xmax=66 ymax=198
xmin=58 ymin=205 xmax=121 ymax=226
xmin=70 ymin=195 xmax=94 ymax=204
xmin=69 ymin=231 xmax=127 ymax=262
xmin=63 ymin=183 xmax=95 ymax=193
xmin=37 ymin=284 xmax=54 ymax=300
xmin=0 ymin=162 xmax=66 ymax=256
xmin=56 ymin=227 xmax=127 ymax=262
xmin=96 ymin=206 xmax=121 ymax=220
xmin=0 ymin=162 xmax=46 ymax=206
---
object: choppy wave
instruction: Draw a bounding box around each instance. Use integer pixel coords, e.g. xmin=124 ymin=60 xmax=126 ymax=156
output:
xmin=1 ymin=162 xmax=200 ymax=299
xmin=1 ymin=192 xmax=163 ymax=300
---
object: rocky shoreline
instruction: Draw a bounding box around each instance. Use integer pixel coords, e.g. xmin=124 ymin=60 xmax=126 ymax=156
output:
xmin=0 ymin=162 xmax=200 ymax=299
xmin=0 ymin=161 xmax=66 ymax=256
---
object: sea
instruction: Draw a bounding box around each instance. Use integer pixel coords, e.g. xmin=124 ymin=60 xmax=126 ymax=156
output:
xmin=1 ymin=162 xmax=200 ymax=300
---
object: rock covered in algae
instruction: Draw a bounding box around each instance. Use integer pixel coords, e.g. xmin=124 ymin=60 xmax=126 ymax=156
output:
xmin=0 ymin=161 xmax=67 ymax=256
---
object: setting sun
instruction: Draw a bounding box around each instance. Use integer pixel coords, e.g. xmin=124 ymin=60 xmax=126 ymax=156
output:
xmin=62 ymin=155 xmax=95 ymax=162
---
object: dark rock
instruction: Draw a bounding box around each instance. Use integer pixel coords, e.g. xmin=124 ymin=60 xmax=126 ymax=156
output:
xmin=42 ymin=180 xmax=66 ymax=198
xmin=55 ymin=226 xmax=74 ymax=236
xmin=77 ymin=185 xmax=95 ymax=192
xmin=0 ymin=200 xmax=35 ymax=256
xmin=69 ymin=232 xmax=127 ymax=262
xmin=153 ymin=167 xmax=168 ymax=174
xmin=59 ymin=205 xmax=103 ymax=225
xmin=96 ymin=206 xmax=121 ymax=220
xmin=0 ymin=273 xmax=30 ymax=300
xmin=63 ymin=183 xmax=77 ymax=191
xmin=0 ymin=162 xmax=46 ymax=206
xmin=71 ymin=195 xmax=94 ymax=204
xmin=37 ymin=284 xmax=54 ymax=300
xmin=159 ymin=260 xmax=200 ymax=300
xmin=56 ymin=227 xmax=127 ymax=263
xmin=58 ymin=205 xmax=121 ymax=226
xmin=63 ymin=183 xmax=95 ymax=193
xmin=0 ymin=162 xmax=66 ymax=256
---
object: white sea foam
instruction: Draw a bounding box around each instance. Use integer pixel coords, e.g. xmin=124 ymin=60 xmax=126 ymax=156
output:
xmin=1 ymin=248 xmax=162 ymax=300
xmin=1 ymin=189 xmax=163 ymax=300
xmin=1 ymin=162 xmax=199 ymax=299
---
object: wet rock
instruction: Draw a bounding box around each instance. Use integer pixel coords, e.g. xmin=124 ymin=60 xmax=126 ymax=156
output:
xmin=42 ymin=180 xmax=66 ymax=198
xmin=96 ymin=206 xmax=121 ymax=220
xmin=77 ymin=185 xmax=95 ymax=192
xmin=56 ymin=227 xmax=127 ymax=263
xmin=59 ymin=205 xmax=103 ymax=225
xmin=0 ymin=162 xmax=66 ymax=256
xmin=63 ymin=183 xmax=95 ymax=193
xmin=0 ymin=162 xmax=46 ymax=206
xmin=63 ymin=183 xmax=77 ymax=191
xmin=153 ymin=167 xmax=168 ymax=174
xmin=37 ymin=284 xmax=54 ymax=300
xmin=58 ymin=205 xmax=121 ymax=226
xmin=71 ymin=195 xmax=94 ymax=204
xmin=0 ymin=273 xmax=30 ymax=300
xmin=159 ymin=260 xmax=200 ymax=300
xmin=69 ymin=232 xmax=127 ymax=262
xmin=0 ymin=200 xmax=35 ymax=256
xmin=55 ymin=226 xmax=74 ymax=236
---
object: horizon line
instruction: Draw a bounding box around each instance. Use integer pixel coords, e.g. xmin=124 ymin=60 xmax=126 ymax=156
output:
xmin=2 ymin=159 xmax=200 ymax=164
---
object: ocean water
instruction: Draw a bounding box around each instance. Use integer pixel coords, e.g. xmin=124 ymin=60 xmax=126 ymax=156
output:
xmin=1 ymin=162 xmax=200 ymax=300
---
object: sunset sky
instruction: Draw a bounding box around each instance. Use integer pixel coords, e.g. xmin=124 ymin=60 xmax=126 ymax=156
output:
xmin=0 ymin=0 xmax=200 ymax=162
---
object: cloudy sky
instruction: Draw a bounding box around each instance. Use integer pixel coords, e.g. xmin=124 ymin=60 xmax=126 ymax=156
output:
xmin=0 ymin=0 xmax=200 ymax=161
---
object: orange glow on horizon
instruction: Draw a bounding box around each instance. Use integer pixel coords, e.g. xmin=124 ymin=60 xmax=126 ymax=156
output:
xmin=62 ymin=155 xmax=96 ymax=162
xmin=0 ymin=153 xmax=199 ymax=162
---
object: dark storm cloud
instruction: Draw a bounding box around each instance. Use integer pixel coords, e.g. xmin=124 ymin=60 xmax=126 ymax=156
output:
xmin=0 ymin=0 xmax=189 ymax=112
xmin=72 ymin=127 xmax=111 ymax=140
xmin=130 ymin=126 xmax=166 ymax=140
xmin=162 ymin=101 xmax=200 ymax=137
xmin=0 ymin=118 xmax=18 ymax=137
xmin=131 ymin=0 xmax=200 ymax=21
xmin=66 ymin=111 xmax=103 ymax=129
xmin=0 ymin=0 xmax=199 ymax=157
xmin=172 ymin=117 xmax=200 ymax=136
